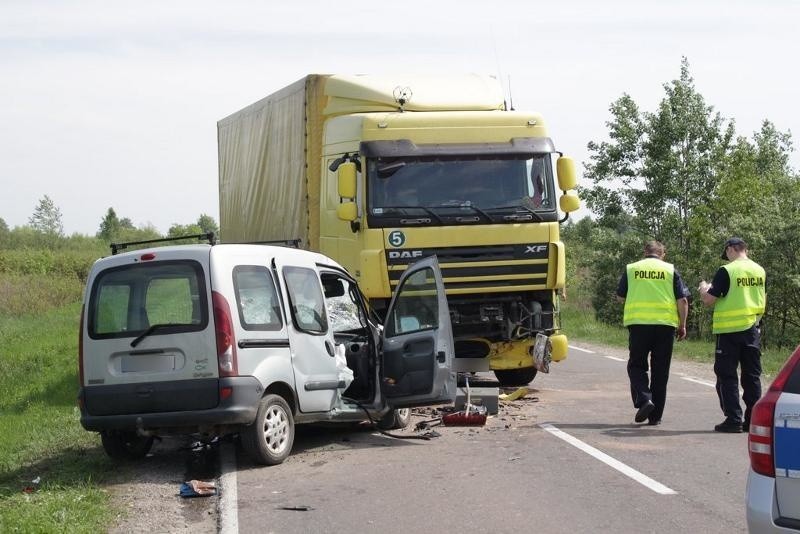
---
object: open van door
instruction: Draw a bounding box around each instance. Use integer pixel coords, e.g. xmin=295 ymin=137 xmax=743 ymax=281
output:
xmin=380 ymin=256 xmax=456 ymax=407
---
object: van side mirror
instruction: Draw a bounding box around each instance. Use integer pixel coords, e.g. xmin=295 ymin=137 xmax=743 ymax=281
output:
xmin=559 ymin=191 xmax=580 ymax=213
xmin=337 ymin=202 xmax=357 ymax=221
xmin=337 ymin=162 xmax=357 ymax=199
xmin=556 ymin=157 xmax=577 ymax=191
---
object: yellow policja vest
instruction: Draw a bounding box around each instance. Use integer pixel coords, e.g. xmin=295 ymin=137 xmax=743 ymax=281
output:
xmin=623 ymin=257 xmax=678 ymax=327
xmin=712 ymin=258 xmax=766 ymax=334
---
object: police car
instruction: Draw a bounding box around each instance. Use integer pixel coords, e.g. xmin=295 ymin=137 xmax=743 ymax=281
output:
xmin=746 ymin=345 xmax=800 ymax=531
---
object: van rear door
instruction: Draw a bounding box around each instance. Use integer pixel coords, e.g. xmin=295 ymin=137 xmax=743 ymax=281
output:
xmin=81 ymin=249 xmax=219 ymax=416
xmin=380 ymin=256 xmax=456 ymax=407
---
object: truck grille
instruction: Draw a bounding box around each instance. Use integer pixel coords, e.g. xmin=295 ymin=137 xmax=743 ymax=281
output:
xmin=386 ymin=243 xmax=549 ymax=292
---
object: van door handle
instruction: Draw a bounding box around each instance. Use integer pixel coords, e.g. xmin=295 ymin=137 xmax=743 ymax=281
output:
xmin=325 ymin=340 xmax=334 ymax=357
xmin=437 ymin=351 xmax=446 ymax=363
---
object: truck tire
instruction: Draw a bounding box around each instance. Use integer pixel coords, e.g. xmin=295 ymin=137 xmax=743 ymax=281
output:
xmin=377 ymin=408 xmax=412 ymax=430
xmin=241 ymin=394 xmax=294 ymax=465
xmin=494 ymin=367 xmax=538 ymax=386
xmin=100 ymin=431 xmax=154 ymax=460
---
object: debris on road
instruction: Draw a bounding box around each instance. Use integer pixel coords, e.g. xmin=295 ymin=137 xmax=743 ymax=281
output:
xmin=499 ymin=387 xmax=530 ymax=402
xmin=179 ymin=480 xmax=217 ymax=498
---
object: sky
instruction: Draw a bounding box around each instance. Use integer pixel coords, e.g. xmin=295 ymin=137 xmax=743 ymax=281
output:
xmin=1 ymin=0 xmax=798 ymax=235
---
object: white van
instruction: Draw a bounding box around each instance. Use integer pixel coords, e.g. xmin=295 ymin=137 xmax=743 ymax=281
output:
xmin=78 ymin=242 xmax=456 ymax=465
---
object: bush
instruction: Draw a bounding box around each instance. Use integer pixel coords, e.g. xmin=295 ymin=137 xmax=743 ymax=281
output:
xmin=0 ymin=249 xmax=101 ymax=281
xmin=0 ymin=274 xmax=84 ymax=316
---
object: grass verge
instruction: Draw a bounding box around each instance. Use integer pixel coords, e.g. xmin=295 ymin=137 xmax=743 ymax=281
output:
xmin=0 ymin=303 xmax=117 ymax=533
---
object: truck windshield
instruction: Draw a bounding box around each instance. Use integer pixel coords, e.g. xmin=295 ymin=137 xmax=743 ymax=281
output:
xmin=367 ymin=154 xmax=555 ymax=227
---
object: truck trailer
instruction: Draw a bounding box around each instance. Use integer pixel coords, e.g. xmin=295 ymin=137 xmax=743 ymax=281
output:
xmin=218 ymin=74 xmax=580 ymax=386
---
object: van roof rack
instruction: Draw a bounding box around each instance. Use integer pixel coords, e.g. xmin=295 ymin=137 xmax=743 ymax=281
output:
xmin=110 ymin=232 xmax=217 ymax=255
xmin=246 ymin=239 xmax=302 ymax=248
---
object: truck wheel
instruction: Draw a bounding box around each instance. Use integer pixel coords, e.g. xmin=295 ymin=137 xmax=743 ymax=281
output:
xmin=241 ymin=394 xmax=294 ymax=465
xmin=494 ymin=368 xmax=538 ymax=386
xmin=100 ymin=431 xmax=154 ymax=460
xmin=377 ymin=408 xmax=412 ymax=430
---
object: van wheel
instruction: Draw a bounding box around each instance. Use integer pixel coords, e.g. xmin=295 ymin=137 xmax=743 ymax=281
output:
xmin=493 ymin=368 xmax=538 ymax=386
xmin=377 ymin=408 xmax=412 ymax=430
xmin=242 ymin=394 xmax=294 ymax=465
xmin=100 ymin=431 xmax=154 ymax=460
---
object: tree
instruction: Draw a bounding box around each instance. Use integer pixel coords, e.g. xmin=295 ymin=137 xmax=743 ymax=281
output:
xmin=28 ymin=195 xmax=64 ymax=236
xmin=168 ymin=223 xmax=203 ymax=238
xmin=97 ymin=208 xmax=138 ymax=242
xmin=97 ymin=207 xmax=121 ymax=241
xmin=583 ymin=57 xmax=734 ymax=251
xmin=578 ymin=59 xmax=800 ymax=347
xmin=0 ymin=217 xmax=8 ymax=234
xmin=196 ymin=214 xmax=219 ymax=236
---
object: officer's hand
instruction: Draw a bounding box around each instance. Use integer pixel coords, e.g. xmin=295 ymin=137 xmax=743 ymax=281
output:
xmin=676 ymin=326 xmax=687 ymax=341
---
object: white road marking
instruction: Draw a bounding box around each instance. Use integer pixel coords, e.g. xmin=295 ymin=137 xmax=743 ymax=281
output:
xmin=605 ymin=356 xmax=627 ymax=362
xmin=539 ymin=423 xmax=677 ymax=495
xmin=219 ymin=441 xmax=239 ymax=534
xmin=680 ymin=376 xmax=715 ymax=388
xmin=569 ymin=345 xmax=595 ymax=354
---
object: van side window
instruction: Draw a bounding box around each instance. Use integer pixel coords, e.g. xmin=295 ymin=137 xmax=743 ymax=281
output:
xmin=233 ymin=266 xmax=283 ymax=331
xmin=385 ymin=266 xmax=439 ymax=337
xmin=283 ymin=267 xmax=328 ymax=334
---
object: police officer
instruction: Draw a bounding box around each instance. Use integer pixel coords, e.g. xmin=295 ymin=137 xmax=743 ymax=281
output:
xmin=617 ymin=241 xmax=689 ymax=425
xmin=698 ymin=237 xmax=766 ymax=433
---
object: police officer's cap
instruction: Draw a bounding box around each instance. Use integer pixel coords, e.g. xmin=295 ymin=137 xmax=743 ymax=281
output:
xmin=722 ymin=237 xmax=746 ymax=259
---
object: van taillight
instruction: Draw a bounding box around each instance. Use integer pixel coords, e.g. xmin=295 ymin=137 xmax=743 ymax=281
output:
xmin=78 ymin=304 xmax=85 ymax=387
xmin=212 ymin=291 xmax=238 ymax=377
xmin=749 ymin=344 xmax=800 ymax=478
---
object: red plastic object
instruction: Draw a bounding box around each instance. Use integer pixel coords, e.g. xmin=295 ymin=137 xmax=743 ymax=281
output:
xmin=441 ymin=412 xmax=487 ymax=426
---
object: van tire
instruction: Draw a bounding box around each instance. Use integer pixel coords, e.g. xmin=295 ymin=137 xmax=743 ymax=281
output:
xmin=242 ymin=394 xmax=294 ymax=465
xmin=100 ymin=431 xmax=154 ymax=460
xmin=493 ymin=367 xmax=538 ymax=386
xmin=377 ymin=408 xmax=412 ymax=430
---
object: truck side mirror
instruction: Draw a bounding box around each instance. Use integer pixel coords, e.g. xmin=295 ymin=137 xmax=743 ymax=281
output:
xmin=337 ymin=162 xmax=357 ymax=199
xmin=556 ymin=157 xmax=577 ymax=191
xmin=337 ymin=202 xmax=357 ymax=221
xmin=559 ymin=192 xmax=580 ymax=213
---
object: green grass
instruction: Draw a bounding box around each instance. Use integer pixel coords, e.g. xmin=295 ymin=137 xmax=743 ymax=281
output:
xmin=562 ymin=290 xmax=793 ymax=379
xmin=0 ymin=303 xmax=118 ymax=533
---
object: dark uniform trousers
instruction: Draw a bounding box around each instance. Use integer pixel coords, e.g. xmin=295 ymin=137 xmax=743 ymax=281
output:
xmin=714 ymin=324 xmax=762 ymax=424
xmin=627 ymin=324 xmax=675 ymax=422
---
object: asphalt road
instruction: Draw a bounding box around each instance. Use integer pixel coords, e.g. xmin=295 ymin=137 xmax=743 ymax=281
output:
xmin=227 ymin=342 xmax=751 ymax=534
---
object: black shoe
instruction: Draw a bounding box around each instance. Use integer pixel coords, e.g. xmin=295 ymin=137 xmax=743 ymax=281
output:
xmin=647 ymin=419 xmax=661 ymax=426
xmin=714 ymin=420 xmax=743 ymax=433
xmin=743 ymin=418 xmax=750 ymax=431
xmin=635 ymin=401 xmax=655 ymax=423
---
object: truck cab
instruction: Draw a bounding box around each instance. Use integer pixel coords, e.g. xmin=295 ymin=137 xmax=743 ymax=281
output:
xmin=218 ymin=74 xmax=580 ymax=387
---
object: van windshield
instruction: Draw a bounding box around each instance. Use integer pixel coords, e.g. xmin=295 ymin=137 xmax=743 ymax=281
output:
xmin=88 ymin=260 xmax=208 ymax=339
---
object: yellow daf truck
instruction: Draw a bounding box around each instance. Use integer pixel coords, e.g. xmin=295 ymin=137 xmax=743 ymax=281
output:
xmin=218 ymin=74 xmax=579 ymax=386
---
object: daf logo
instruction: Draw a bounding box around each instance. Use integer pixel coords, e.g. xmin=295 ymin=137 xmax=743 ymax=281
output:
xmin=525 ymin=245 xmax=548 ymax=254
xmin=389 ymin=250 xmax=423 ymax=259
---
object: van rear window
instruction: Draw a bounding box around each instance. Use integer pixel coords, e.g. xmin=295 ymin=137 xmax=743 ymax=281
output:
xmin=88 ymin=260 xmax=208 ymax=339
